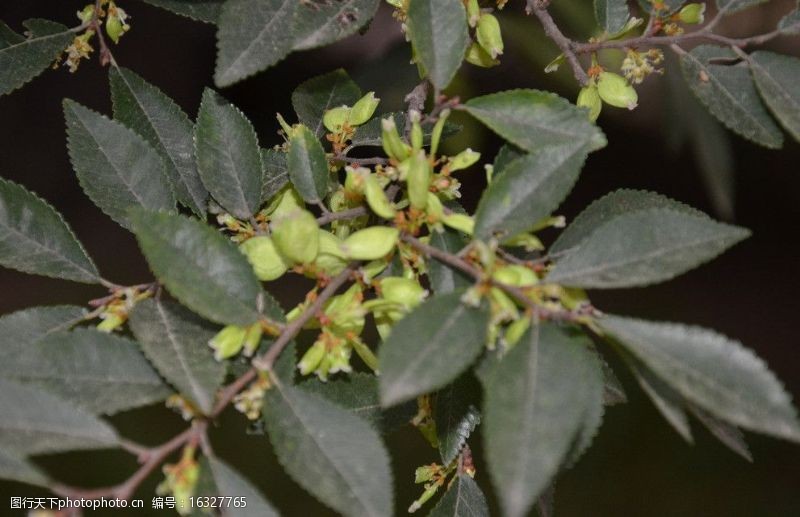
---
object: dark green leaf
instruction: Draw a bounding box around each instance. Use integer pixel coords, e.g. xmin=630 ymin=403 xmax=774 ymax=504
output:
xmin=141 ymin=0 xmax=223 ymax=23
xmin=429 ymin=473 xmax=490 ymax=517
xmin=600 ymin=315 xmax=800 ymax=442
xmin=0 ymin=378 xmax=118 ymax=455
xmin=0 ymin=305 xmax=85 ymax=352
xmin=261 ymin=148 xmax=290 ymax=203
xmin=195 ymin=89 xmax=264 ymax=219
xmin=0 ymin=328 xmax=170 ymax=415
xmin=406 ymin=0 xmax=469 ymax=90
xmin=0 ymin=449 xmax=48 ymax=487
xmin=474 ymin=145 xmax=588 ymax=241
xmin=594 ymin=0 xmax=630 ymax=34
xmin=129 ymin=299 xmax=225 ymax=414
xmin=0 ymin=19 xmax=71 ymax=96
xmin=600 ymin=359 xmax=627 ymax=406
xmin=681 ymin=46 xmax=783 ymax=148
xmin=481 ymin=325 xmax=603 ymax=517
xmin=64 ymin=99 xmax=176 ymax=230
xmin=627 ymin=355 xmax=693 ymax=442
xmin=435 ymin=374 xmax=481 ymax=465
xmin=428 ymin=229 xmax=472 ymax=294
xmin=0 ymin=21 xmax=24 ymax=49
xmin=264 ymin=382 xmax=393 ymax=516
xmin=716 ymin=0 xmax=768 ymax=14
xmin=291 ymin=0 xmax=380 ymax=51
xmin=491 ymin=144 xmax=524 ymax=180
xmin=779 ymin=9 xmax=800 ymax=34
xmin=292 ymin=69 xmax=362 ymax=138
xmin=547 ymin=208 xmax=750 ymax=288
xmin=689 ymin=405 xmax=753 ymax=461
xmin=0 ymin=179 xmax=100 ymax=283
xmin=130 ymin=210 xmax=276 ymax=326
xmin=288 ymin=125 xmax=329 ymax=203
xmin=749 ymin=51 xmax=800 ymax=143
xmin=379 ymin=291 xmax=490 ymax=406
xmin=110 ymin=67 xmax=208 ymax=216
xmin=464 ymin=90 xmax=607 ymax=153
xmin=206 ymin=456 xmax=280 ymax=517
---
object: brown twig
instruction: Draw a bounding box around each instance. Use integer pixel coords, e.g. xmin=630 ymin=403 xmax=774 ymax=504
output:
xmin=527 ymin=0 xmax=589 ymax=85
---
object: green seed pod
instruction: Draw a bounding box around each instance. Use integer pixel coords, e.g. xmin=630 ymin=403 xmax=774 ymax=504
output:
xmin=678 ymin=3 xmax=705 ymax=24
xmin=349 ymin=92 xmax=380 ymax=126
xmin=380 ymin=277 xmax=426 ymax=309
xmin=341 ymin=227 xmax=400 ymax=260
xmin=350 ymin=338 xmax=379 ymax=372
xmin=265 ymin=185 xmax=303 ymax=217
xmin=429 ymin=108 xmax=450 ymax=157
xmin=597 ymin=72 xmax=638 ymax=110
xmin=209 ymin=325 xmax=247 ymax=360
xmin=466 ymin=0 xmax=480 ymax=26
xmin=442 ymin=213 xmax=475 ymax=235
xmin=318 ymin=230 xmax=347 ymax=259
xmin=577 ymin=85 xmax=602 ymax=121
xmin=492 ymin=264 xmax=538 ymax=287
xmin=323 ymin=106 xmax=351 ymax=133
xmin=360 ymin=258 xmax=390 ymax=282
xmin=426 ymin=192 xmax=445 ymax=220
xmin=407 ymin=150 xmax=431 ymax=210
xmin=381 ymin=117 xmax=410 ymax=161
xmin=409 ymin=110 xmax=424 ymax=151
xmin=476 ymin=13 xmax=504 ymax=59
xmin=448 ymin=148 xmax=481 ymax=172
xmin=328 ymin=343 xmax=353 ymax=375
xmin=106 ymin=15 xmax=124 ymax=44
xmin=325 ymin=284 xmax=365 ymax=334
xmin=78 ymin=4 xmax=95 ymax=23
xmin=298 ymin=341 xmax=326 ymax=376
xmin=364 ymin=174 xmax=396 ymax=219
xmin=240 ymin=236 xmax=290 ymax=281
xmin=271 ymin=209 xmax=320 ymax=264
xmin=242 ymin=323 xmax=263 ymax=356
xmin=414 ymin=465 xmax=437 ymax=483
xmin=504 ymin=316 xmax=531 ymax=348
xmin=344 ymin=166 xmax=367 ymax=196
xmin=465 ymin=42 xmax=500 ymax=68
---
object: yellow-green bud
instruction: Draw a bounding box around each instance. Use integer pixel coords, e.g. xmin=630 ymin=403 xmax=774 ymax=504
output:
xmin=364 ymin=174 xmax=396 ymax=219
xmin=265 ymin=185 xmax=303 ymax=217
xmin=597 ymin=72 xmax=638 ymax=110
xmin=429 ymin=108 xmax=450 ymax=157
xmin=407 ymin=150 xmax=431 ymax=210
xmin=466 ymin=0 xmax=480 ymax=26
xmin=504 ymin=316 xmax=531 ymax=348
xmin=323 ymin=106 xmax=351 ymax=133
xmin=271 ymin=209 xmax=320 ymax=264
xmin=341 ymin=227 xmax=399 ymax=260
xmin=492 ymin=264 xmax=538 ymax=287
xmin=426 ymin=192 xmax=445 ymax=220
xmin=380 ymin=277 xmax=426 ymax=309
xmin=242 ymin=323 xmax=263 ymax=356
xmin=448 ymin=148 xmax=481 ymax=172
xmin=409 ymin=110 xmax=424 ymax=151
xmin=441 ymin=213 xmax=475 ymax=235
xmin=350 ymin=92 xmax=380 ymax=126
xmin=465 ymin=42 xmax=499 ymax=68
xmin=476 ymin=13 xmax=504 ymax=59
xmin=240 ymin=236 xmax=290 ymax=281
xmin=381 ymin=117 xmax=410 ymax=161
xmin=414 ymin=465 xmax=438 ymax=484
xmin=209 ymin=325 xmax=248 ymax=360
xmin=106 ymin=16 xmax=124 ymax=44
xmin=298 ymin=341 xmax=326 ymax=376
xmin=577 ymin=85 xmax=602 ymax=121
xmin=678 ymin=3 xmax=705 ymax=24
xmin=318 ymin=229 xmax=347 ymax=258
xmin=97 ymin=312 xmax=125 ymax=333
xmin=78 ymin=4 xmax=95 ymax=23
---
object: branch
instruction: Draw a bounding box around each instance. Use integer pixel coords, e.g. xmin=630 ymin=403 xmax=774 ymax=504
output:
xmin=527 ymin=0 xmax=589 ymax=85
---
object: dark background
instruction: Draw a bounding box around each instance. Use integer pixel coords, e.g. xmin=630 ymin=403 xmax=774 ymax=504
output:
xmin=1 ymin=1 xmax=799 ymax=515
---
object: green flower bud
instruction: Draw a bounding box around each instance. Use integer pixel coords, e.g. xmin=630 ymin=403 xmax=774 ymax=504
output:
xmin=78 ymin=4 xmax=95 ymax=23
xmin=476 ymin=13 xmax=504 ymax=59
xmin=381 ymin=117 xmax=410 ymax=161
xmin=466 ymin=42 xmax=500 ymax=68
xmin=323 ymin=106 xmax=351 ymax=134
xmin=341 ymin=227 xmax=399 ymax=260
xmin=408 ymin=484 xmax=440 ymax=513
xmin=350 ymin=337 xmax=379 ymax=372
xmin=314 ymin=252 xmax=348 ymax=276
xmin=503 ymin=232 xmax=544 ymax=251
xmin=328 ymin=343 xmax=353 ymax=375
xmin=490 ymin=287 xmax=519 ymax=316
xmin=360 ymin=258 xmax=390 ymax=282
xmin=240 ymin=236 xmax=290 ymax=281
xmin=466 ymin=0 xmax=480 ymax=26
xmin=298 ymin=341 xmax=326 ymax=376
xmin=325 ymin=284 xmax=365 ymax=334
xmin=407 ymin=150 xmax=431 ymax=210
xmin=577 ymin=85 xmax=602 ymax=121
xmin=349 ymin=92 xmax=380 ymax=126
xmin=414 ymin=465 xmax=438 ymax=483
xmin=679 ymin=3 xmax=705 ymax=24
xmin=344 ymin=166 xmax=366 ymax=196
xmin=442 ymin=212 xmax=475 ymax=235
xmin=209 ymin=325 xmax=248 ymax=360
xmin=364 ymin=174 xmax=396 ymax=219
xmin=597 ymin=72 xmax=638 ymax=110
xmin=271 ymin=209 xmax=320 ymax=264
xmin=429 ymin=109 xmax=450 ymax=156
xmin=492 ymin=264 xmax=538 ymax=287
xmin=318 ymin=229 xmax=347 ymax=259
xmin=380 ymin=277 xmax=426 ymax=309
xmin=448 ymin=148 xmax=481 ymax=172
xmin=97 ymin=312 xmax=125 ymax=333
xmin=106 ymin=16 xmax=124 ymax=44
xmin=504 ymin=316 xmax=531 ymax=348
xmin=409 ymin=110 xmax=424 ymax=151
xmin=426 ymin=193 xmax=445 ymax=220
xmin=242 ymin=323 xmax=263 ymax=356
xmin=265 ymin=185 xmax=303 ymax=217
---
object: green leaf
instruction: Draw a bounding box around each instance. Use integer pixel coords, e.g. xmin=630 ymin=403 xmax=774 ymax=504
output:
xmin=140 ymin=0 xmax=223 ymax=23
xmin=429 ymin=473 xmax=490 ymax=517
xmin=301 ymin=373 xmax=415 ymax=433
xmin=0 ymin=179 xmax=100 ymax=283
xmin=0 ymin=21 xmax=24 ymax=49
xmin=491 ymin=144 xmax=524 ymax=180
xmin=64 ymin=99 xmax=176 ymax=230
xmin=688 ymin=405 xmax=753 ymax=461
xmin=0 ymin=378 xmax=118 ymax=455
xmin=594 ymin=0 xmax=630 ymax=34
xmin=546 ymin=208 xmax=750 ymax=288
xmin=627 ymin=355 xmax=693 ymax=442
xmin=600 ymin=314 xmax=800 ymax=443
xmin=287 ymin=125 xmax=329 ymax=203
xmin=195 ymin=89 xmax=264 ymax=219
xmin=435 ymin=374 xmax=481 ymax=465
xmin=110 ymin=67 xmax=209 ymax=216
xmin=779 ymin=9 xmax=800 ymax=34
xmin=292 ymin=69 xmax=362 ymax=138
xmin=264 ymin=382 xmax=393 ymax=517
xmin=481 ymin=325 xmax=603 ymax=517
xmin=205 ymin=456 xmax=280 ymax=517
xmin=716 ymin=0 xmax=768 ymax=15
xmin=129 ymin=299 xmax=225 ymax=414
xmin=550 ymin=189 xmax=705 ymax=256
xmin=379 ymin=291 xmax=490 ymax=406
xmin=681 ymin=46 xmax=783 ymax=149
xmin=215 ymin=0 xmax=298 ymax=87
xmin=464 ymin=90 xmax=607 ymax=153
xmin=0 ymin=448 xmax=49 ymax=487
xmin=0 ymin=19 xmax=71 ymax=96
xmin=0 ymin=328 xmax=170 ymax=415
xmin=261 ymin=148 xmax=290 ymax=203
xmin=474 ymin=146 xmax=589 ymax=241
xmin=0 ymin=305 xmax=85 ymax=353
xmin=406 ymin=0 xmax=470 ymax=90
xmin=291 ymin=0 xmax=380 ymax=51
xmin=749 ymin=51 xmax=800 ymax=143
xmin=130 ymin=210 xmax=277 ymax=326
xmin=428 ymin=229 xmax=472 ymax=294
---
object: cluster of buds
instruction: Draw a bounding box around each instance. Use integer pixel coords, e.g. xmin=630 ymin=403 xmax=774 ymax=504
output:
xmin=577 ymin=70 xmax=639 ymax=121
xmin=408 ymin=460 xmax=458 ymax=513
xmin=65 ymin=1 xmax=130 ymax=72
xmin=233 ymin=374 xmax=270 ymax=420
xmin=621 ymin=48 xmax=665 ymax=85
xmin=95 ymin=285 xmax=152 ymax=333
xmin=364 ymin=276 xmax=428 ymax=340
xmin=157 ymin=446 xmax=199 ymax=516
xmin=465 ymin=0 xmax=505 ymax=68
xmin=323 ymin=92 xmax=380 ymax=153
xmin=208 ymin=322 xmax=263 ymax=360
